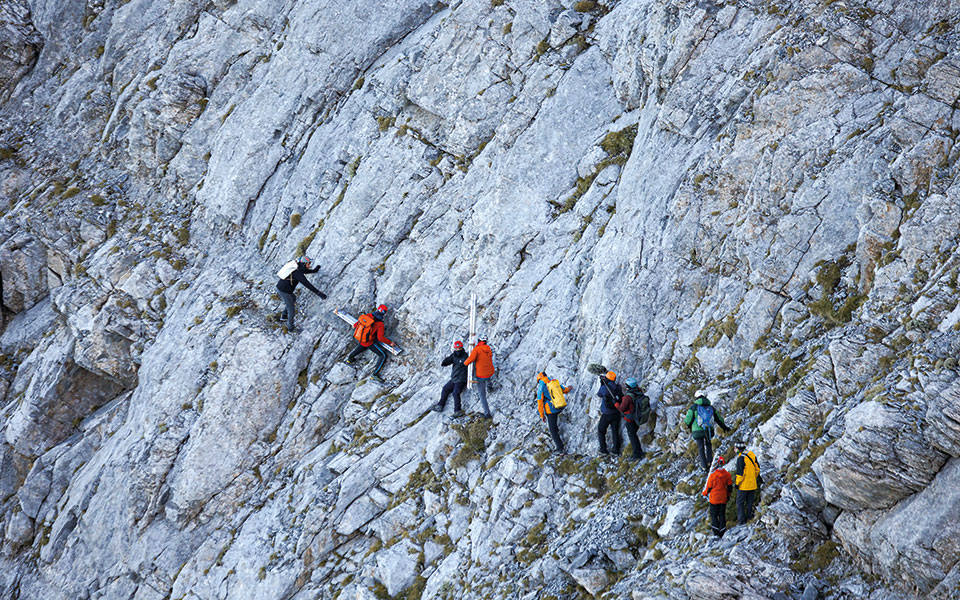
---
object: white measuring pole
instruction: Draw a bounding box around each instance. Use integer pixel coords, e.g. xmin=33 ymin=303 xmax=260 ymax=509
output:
xmin=467 ymin=293 xmax=477 ymax=389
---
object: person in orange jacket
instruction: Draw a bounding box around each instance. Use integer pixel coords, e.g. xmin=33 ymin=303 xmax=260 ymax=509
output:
xmin=463 ymin=335 xmax=495 ymax=418
xmin=702 ymin=456 xmax=733 ymax=538
xmin=344 ymin=304 xmax=395 ymax=382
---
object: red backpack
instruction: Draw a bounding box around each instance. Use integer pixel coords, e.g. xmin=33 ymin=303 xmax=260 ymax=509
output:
xmin=354 ymin=314 xmax=376 ymax=344
xmin=617 ymin=395 xmax=635 ymax=419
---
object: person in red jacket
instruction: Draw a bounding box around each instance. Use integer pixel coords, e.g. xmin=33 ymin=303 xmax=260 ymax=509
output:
xmin=463 ymin=336 xmax=495 ymax=418
xmin=702 ymin=456 xmax=733 ymax=538
xmin=344 ymin=305 xmax=395 ymax=382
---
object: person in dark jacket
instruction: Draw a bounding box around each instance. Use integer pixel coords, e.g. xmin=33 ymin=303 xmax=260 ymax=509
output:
xmin=344 ymin=305 xmax=395 ymax=381
xmin=616 ymin=377 xmax=648 ymax=460
xmin=597 ymin=371 xmax=623 ymax=456
xmin=275 ymin=256 xmax=327 ymax=332
xmin=683 ymin=392 xmax=732 ymax=471
xmin=432 ymin=341 xmax=468 ymax=416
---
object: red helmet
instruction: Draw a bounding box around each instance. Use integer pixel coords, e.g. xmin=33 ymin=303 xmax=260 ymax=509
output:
xmin=453 ymin=341 xmax=464 ymax=350
xmin=377 ymin=304 xmax=388 ymax=312
xmin=717 ymin=456 xmax=725 ymax=465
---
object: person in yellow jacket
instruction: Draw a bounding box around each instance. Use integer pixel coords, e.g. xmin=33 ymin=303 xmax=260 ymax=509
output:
xmin=536 ymin=372 xmax=571 ymax=454
xmin=733 ymin=439 xmax=762 ymax=525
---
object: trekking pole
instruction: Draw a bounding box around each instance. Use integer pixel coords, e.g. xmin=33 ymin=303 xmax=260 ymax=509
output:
xmin=467 ymin=292 xmax=476 ymax=389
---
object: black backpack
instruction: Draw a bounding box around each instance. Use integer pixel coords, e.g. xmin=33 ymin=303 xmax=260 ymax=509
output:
xmin=636 ymin=393 xmax=651 ymax=424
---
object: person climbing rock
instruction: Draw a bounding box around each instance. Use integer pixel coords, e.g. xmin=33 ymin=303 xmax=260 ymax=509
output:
xmin=702 ymin=456 xmax=733 ymax=538
xmin=615 ymin=377 xmax=649 ymax=460
xmin=432 ymin=341 xmax=468 ymax=417
xmin=536 ymin=372 xmax=570 ymax=454
xmin=683 ymin=392 xmax=731 ymax=471
xmin=274 ymin=256 xmax=327 ymax=332
xmin=597 ymin=371 xmax=622 ymax=456
xmin=463 ymin=335 xmax=494 ymax=418
xmin=734 ymin=439 xmax=762 ymax=525
xmin=344 ymin=304 xmax=395 ymax=382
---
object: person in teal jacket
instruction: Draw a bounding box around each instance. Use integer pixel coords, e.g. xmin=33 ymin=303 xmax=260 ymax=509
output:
xmin=683 ymin=393 xmax=731 ymax=471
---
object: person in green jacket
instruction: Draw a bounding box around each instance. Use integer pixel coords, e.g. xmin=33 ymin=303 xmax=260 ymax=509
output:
xmin=683 ymin=392 xmax=731 ymax=471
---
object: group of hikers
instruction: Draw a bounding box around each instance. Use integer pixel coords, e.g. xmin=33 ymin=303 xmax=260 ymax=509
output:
xmin=702 ymin=439 xmax=763 ymax=537
xmin=273 ymin=256 xmax=762 ymax=534
xmin=431 ymin=338 xmax=495 ymax=418
xmin=535 ymin=369 xmax=651 ymax=459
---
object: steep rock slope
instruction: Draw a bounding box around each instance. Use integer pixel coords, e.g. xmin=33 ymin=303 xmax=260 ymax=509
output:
xmin=0 ymin=0 xmax=959 ymax=598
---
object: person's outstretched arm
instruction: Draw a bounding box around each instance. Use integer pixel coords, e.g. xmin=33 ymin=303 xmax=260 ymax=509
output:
xmin=293 ymin=271 xmax=327 ymax=299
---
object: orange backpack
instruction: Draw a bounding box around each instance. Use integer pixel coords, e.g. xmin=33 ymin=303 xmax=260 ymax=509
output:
xmin=354 ymin=314 xmax=376 ymax=344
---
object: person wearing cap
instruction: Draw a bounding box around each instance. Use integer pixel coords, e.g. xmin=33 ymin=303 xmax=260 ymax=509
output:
xmin=344 ymin=304 xmax=395 ymax=381
xmin=616 ymin=377 xmax=649 ymax=460
xmin=536 ymin=372 xmax=571 ymax=453
xmin=683 ymin=392 xmax=732 ymax=471
xmin=275 ymin=256 xmax=327 ymax=332
xmin=463 ymin=336 xmax=494 ymax=418
xmin=733 ymin=439 xmax=762 ymax=525
xmin=702 ymin=456 xmax=733 ymax=537
xmin=597 ymin=371 xmax=623 ymax=456
xmin=432 ymin=341 xmax=469 ymax=416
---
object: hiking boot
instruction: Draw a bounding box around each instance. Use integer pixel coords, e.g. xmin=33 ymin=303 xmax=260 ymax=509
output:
xmin=452 ymin=410 xmax=464 ymax=418
xmin=431 ymin=404 xmax=443 ymax=412
xmin=343 ymin=357 xmax=354 ymax=365
xmin=370 ymin=374 xmax=384 ymax=384
xmin=483 ymin=413 xmax=493 ymax=419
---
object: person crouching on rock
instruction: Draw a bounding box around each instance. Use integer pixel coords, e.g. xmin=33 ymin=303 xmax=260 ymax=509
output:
xmin=344 ymin=304 xmax=395 ymax=382
xmin=702 ymin=456 xmax=733 ymax=538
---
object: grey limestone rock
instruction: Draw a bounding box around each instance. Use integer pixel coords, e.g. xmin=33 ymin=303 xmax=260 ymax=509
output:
xmin=0 ymin=233 xmax=48 ymax=314
xmin=835 ymin=458 xmax=960 ymax=595
xmin=0 ymin=0 xmax=42 ymax=101
xmin=817 ymin=400 xmax=948 ymax=512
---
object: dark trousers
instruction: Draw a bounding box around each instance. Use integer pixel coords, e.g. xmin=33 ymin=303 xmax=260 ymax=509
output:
xmin=278 ymin=290 xmax=296 ymax=329
xmin=624 ymin=419 xmax=644 ymax=458
xmin=696 ymin=437 xmax=714 ymax=471
xmin=737 ymin=488 xmax=757 ymax=524
xmin=709 ymin=503 xmax=727 ymax=537
xmin=348 ymin=342 xmax=389 ymax=375
xmin=546 ymin=408 xmax=564 ymax=452
xmin=598 ymin=413 xmax=621 ymax=454
xmin=439 ymin=380 xmax=465 ymax=412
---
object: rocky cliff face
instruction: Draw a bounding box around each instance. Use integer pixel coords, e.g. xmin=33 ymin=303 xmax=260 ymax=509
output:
xmin=1 ymin=0 xmax=959 ymax=598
